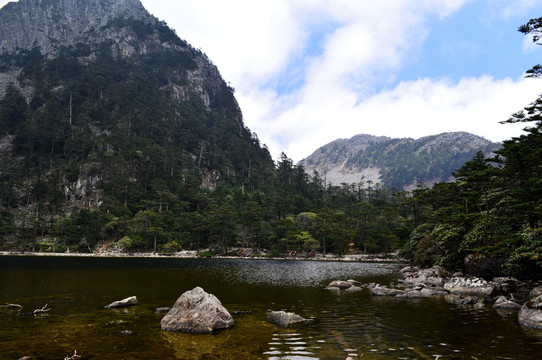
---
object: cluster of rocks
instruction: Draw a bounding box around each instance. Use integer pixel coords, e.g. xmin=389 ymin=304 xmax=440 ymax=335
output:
xmin=104 ymin=287 xmax=307 ymax=335
xmin=104 ymin=268 xmax=542 ymax=336
xmin=351 ymin=265 xmax=542 ymax=330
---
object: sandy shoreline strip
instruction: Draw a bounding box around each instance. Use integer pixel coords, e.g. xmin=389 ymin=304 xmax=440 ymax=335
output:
xmin=0 ymin=251 xmax=401 ymax=263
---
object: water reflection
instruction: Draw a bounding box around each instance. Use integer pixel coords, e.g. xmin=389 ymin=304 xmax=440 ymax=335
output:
xmin=1 ymin=256 xmax=542 ymax=360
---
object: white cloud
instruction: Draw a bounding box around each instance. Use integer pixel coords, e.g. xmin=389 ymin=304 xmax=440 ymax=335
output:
xmin=243 ymin=75 xmax=540 ymax=162
xmin=141 ymin=0 xmax=542 ymax=161
xmin=490 ymin=0 xmax=542 ymax=19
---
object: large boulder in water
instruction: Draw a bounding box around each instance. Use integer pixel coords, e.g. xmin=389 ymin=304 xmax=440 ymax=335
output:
xmin=519 ymin=294 xmax=542 ymax=330
xmin=160 ymin=287 xmax=234 ymax=334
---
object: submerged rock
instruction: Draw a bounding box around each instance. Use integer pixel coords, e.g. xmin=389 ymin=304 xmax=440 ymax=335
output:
xmin=519 ymin=294 xmax=542 ymax=330
xmin=267 ymin=311 xmax=308 ymax=328
xmin=345 ymin=285 xmax=363 ymax=292
xmin=369 ymin=285 xmax=404 ymax=297
xmin=493 ymin=296 xmax=521 ymax=310
xmin=396 ymin=288 xmax=448 ymax=299
xmin=445 ymin=294 xmax=480 ymax=305
xmin=160 ymin=287 xmax=234 ymax=334
xmin=154 ymin=307 xmax=170 ymax=314
xmin=104 ymin=296 xmax=138 ymax=309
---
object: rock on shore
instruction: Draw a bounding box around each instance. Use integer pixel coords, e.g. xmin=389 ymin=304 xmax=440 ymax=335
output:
xmin=160 ymin=287 xmax=234 ymax=334
xmin=444 ymin=277 xmax=495 ymax=297
xmin=402 ymin=266 xmax=451 ymax=289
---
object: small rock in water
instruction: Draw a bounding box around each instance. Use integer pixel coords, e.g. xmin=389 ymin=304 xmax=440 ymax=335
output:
xmin=231 ymin=310 xmax=252 ymax=316
xmin=326 ymin=280 xmax=352 ymax=290
xmin=493 ymin=296 xmax=521 ymax=310
xmin=267 ymin=311 xmax=308 ymax=328
xmin=104 ymin=296 xmax=138 ymax=309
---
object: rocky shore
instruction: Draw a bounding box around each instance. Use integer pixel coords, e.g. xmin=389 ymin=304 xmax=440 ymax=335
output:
xmin=326 ymin=265 xmax=542 ymax=331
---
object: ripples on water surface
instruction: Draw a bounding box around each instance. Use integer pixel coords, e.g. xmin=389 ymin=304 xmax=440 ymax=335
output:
xmin=1 ymin=256 xmax=541 ymax=359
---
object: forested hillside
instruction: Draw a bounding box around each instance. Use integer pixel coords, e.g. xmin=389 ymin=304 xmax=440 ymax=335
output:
xmin=0 ymin=0 xmax=413 ymax=256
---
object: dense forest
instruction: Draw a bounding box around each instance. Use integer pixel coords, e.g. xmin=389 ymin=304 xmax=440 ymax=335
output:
xmin=400 ymin=18 xmax=542 ymax=278
xmin=0 ymin=12 xmax=540 ymax=279
xmin=0 ymin=17 xmax=411 ymax=258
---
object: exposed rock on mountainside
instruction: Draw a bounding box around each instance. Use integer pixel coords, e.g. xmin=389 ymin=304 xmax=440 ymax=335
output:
xmin=0 ymin=0 xmax=274 ymax=251
xmin=0 ymin=0 xmax=148 ymax=56
xmin=298 ymin=132 xmax=501 ymax=190
xmin=0 ymin=0 xmax=230 ymax=114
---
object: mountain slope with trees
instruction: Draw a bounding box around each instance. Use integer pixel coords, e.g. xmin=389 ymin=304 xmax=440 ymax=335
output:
xmin=0 ymin=0 xmax=276 ymax=253
xmin=0 ymin=0 xmax=540 ymax=281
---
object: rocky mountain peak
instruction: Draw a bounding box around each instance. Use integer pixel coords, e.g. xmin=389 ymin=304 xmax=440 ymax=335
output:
xmin=299 ymin=132 xmax=501 ymax=190
xmin=0 ymin=0 xmax=149 ymax=56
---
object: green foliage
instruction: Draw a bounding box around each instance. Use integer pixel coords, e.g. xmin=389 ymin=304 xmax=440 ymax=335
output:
xmin=0 ymin=13 xmax=430 ymax=258
xmin=506 ymin=227 xmax=542 ymax=277
xmin=400 ymin=71 xmax=542 ymax=276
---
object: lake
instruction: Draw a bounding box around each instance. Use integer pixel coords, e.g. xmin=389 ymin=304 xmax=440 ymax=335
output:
xmin=0 ymin=256 xmax=541 ymax=359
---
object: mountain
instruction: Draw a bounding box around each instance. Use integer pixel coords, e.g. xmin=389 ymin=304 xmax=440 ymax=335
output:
xmin=0 ymin=0 xmax=276 ymax=251
xmin=0 ymin=0 xmax=273 ymax=192
xmin=298 ymin=132 xmax=501 ymax=190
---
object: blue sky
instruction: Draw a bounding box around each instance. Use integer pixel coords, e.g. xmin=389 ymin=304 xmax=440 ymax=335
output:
xmin=401 ymin=1 xmax=542 ymax=82
xmin=2 ymin=0 xmax=542 ymax=162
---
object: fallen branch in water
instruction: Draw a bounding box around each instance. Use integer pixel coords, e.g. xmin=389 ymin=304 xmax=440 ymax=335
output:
xmin=2 ymin=303 xmax=23 ymax=310
xmin=33 ymin=304 xmax=51 ymax=315
xmin=64 ymin=350 xmax=81 ymax=360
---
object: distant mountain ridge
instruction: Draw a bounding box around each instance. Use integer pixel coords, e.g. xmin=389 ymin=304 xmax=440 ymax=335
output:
xmin=298 ymin=132 xmax=501 ymax=190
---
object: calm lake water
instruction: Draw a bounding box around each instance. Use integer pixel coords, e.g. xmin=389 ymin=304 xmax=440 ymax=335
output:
xmin=0 ymin=256 xmax=541 ymax=360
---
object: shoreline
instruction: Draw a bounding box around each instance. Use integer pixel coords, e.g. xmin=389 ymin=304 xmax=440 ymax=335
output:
xmin=0 ymin=250 xmax=402 ymax=263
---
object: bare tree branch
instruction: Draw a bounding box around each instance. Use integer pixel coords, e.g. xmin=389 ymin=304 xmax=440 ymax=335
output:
xmin=33 ymin=304 xmax=51 ymax=315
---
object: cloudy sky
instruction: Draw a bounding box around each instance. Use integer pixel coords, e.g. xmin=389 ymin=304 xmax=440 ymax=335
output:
xmin=2 ymin=0 xmax=542 ymax=162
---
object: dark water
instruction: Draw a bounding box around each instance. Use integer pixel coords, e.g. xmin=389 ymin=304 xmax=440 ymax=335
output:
xmin=0 ymin=256 xmax=541 ymax=360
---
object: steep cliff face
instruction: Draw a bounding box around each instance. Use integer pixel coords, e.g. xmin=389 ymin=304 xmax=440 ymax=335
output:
xmin=0 ymin=0 xmax=148 ymax=56
xmin=0 ymin=0 xmax=272 ymax=213
xmin=298 ymin=132 xmax=501 ymax=190
xmin=0 ymin=0 xmax=232 ymax=119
